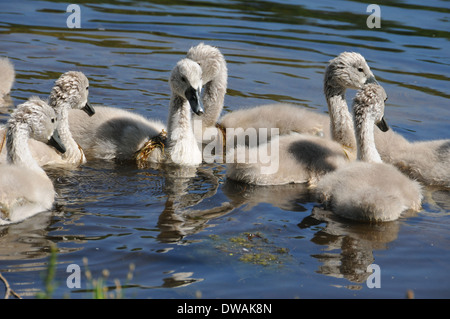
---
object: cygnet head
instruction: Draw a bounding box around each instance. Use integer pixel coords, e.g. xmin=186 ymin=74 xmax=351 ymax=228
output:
xmin=49 ymin=71 xmax=95 ymax=116
xmin=353 ymin=83 xmax=389 ymax=132
xmin=186 ymin=42 xmax=227 ymax=84
xmin=325 ymin=52 xmax=378 ymax=91
xmin=169 ymin=58 xmax=204 ymax=116
xmin=9 ymin=96 xmax=66 ymax=153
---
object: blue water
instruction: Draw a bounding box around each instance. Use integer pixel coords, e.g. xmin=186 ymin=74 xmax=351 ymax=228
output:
xmin=0 ymin=0 xmax=449 ymax=299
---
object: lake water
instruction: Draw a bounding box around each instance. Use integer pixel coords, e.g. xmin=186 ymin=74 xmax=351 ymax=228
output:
xmin=0 ymin=0 xmax=449 ymax=299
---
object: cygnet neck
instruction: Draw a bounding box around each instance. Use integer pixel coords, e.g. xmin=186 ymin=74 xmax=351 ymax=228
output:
xmin=6 ymin=122 xmax=45 ymax=174
xmin=324 ymin=83 xmax=356 ymax=149
xmin=353 ymin=105 xmax=382 ymax=163
xmin=167 ymin=95 xmax=194 ymax=142
xmin=165 ymin=92 xmax=202 ymax=166
xmin=193 ymin=67 xmax=227 ymax=129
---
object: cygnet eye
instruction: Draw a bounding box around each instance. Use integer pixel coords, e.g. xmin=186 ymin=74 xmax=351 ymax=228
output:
xmin=357 ymin=67 xmax=364 ymax=72
xmin=51 ymin=118 xmax=55 ymax=123
xmin=86 ymin=86 xmax=89 ymax=91
xmin=181 ymin=76 xmax=187 ymax=83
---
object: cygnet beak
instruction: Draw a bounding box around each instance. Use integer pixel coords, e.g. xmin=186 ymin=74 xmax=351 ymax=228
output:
xmin=185 ymin=87 xmax=204 ymax=116
xmin=47 ymin=129 xmax=67 ymax=154
xmin=376 ymin=116 xmax=389 ymax=132
xmin=82 ymin=101 xmax=96 ymax=116
xmin=365 ymin=75 xmax=379 ymax=85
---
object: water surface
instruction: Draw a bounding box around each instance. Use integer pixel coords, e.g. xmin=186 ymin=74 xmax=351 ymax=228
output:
xmin=0 ymin=0 xmax=449 ymax=299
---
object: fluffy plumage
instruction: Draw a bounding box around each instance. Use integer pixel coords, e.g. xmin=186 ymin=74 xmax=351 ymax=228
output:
xmin=225 ymin=52 xmax=378 ymax=185
xmin=220 ymin=52 xmax=377 ymax=149
xmin=223 ymin=50 xmax=449 ymax=188
xmin=315 ymin=84 xmax=423 ymax=222
xmin=374 ymin=130 xmax=450 ymax=188
xmin=226 ymin=133 xmax=348 ymax=185
xmin=1 ymin=97 xmax=64 ymax=225
xmin=187 ymin=42 xmax=227 ymax=141
xmin=69 ymin=105 xmax=166 ymax=162
xmin=0 ymin=71 xmax=94 ymax=167
xmin=165 ymin=58 xmax=204 ymax=165
xmin=69 ymin=58 xmax=204 ymax=166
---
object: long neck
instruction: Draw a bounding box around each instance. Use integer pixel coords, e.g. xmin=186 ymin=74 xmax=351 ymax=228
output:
xmin=166 ymin=94 xmax=201 ymax=164
xmin=193 ymin=71 xmax=227 ymax=128
xmin=57 ymin=106 xmax=82 ymax=161
xmin=324 ymin=84 xmax=356 ymax=149
xmin=354 ymin=112 xmax=382 ymax=163
xmin=6 ymin=123 xmax=46 ymax=174
xmin=167 ymin=95 xmax=193 ymax=141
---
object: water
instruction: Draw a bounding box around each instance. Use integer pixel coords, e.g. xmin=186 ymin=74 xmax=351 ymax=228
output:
xmin=0 ymin=0 xmax=449 ymax=299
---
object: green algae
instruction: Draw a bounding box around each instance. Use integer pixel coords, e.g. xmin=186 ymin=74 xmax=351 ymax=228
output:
xmin=209 ymin=232 xmax=290 ymax=267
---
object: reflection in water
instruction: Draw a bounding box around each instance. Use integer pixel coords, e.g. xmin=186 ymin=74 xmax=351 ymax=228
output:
xmin=303 ymin=186 xmax=450 ymax=285
xmin=0 ymin=142 xmax=448 ymax=296
xmin=161 ymin=271 xmax=203 ymax=288
xmin=299 ymin=207 xmax=400 ymax=284
xmin=157 ymin=165 xmax=234 ymax=243
xmin=421 ymin=187 xmax=450 ymax=216
xmin=0 ymin=209 xmax=82 ymax=297
xmin=222 ymin=178 xmax=397 ymax=284
xmin=48 ymin=161 xmax=236 ymax=245
xmin=0 ymin=211 xmax=54 ymax=261
xmin=223 ymin=179 xmax=314 ymax=212
xmin=222 ymin=178 xmax=450 ymax=286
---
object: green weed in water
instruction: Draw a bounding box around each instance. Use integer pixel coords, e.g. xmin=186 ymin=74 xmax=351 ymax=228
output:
xmin=210 ymin=232 xmax=290 ymax=267
xmin=36 ymin=244 xmax=58 ymax=299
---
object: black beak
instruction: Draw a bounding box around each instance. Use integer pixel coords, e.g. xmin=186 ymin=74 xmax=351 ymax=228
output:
xmin=82 ymin=102 xmax=95 ymax=116
xmin=47 ymin=129 xmax=67 ymax=154
xmin=365 ymin=75 xmax=379 ymax=85
xmin=185 ymin=87 xmax=204 ymax=116
xmin=376 ymin=116 xmax=389 ymax=132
